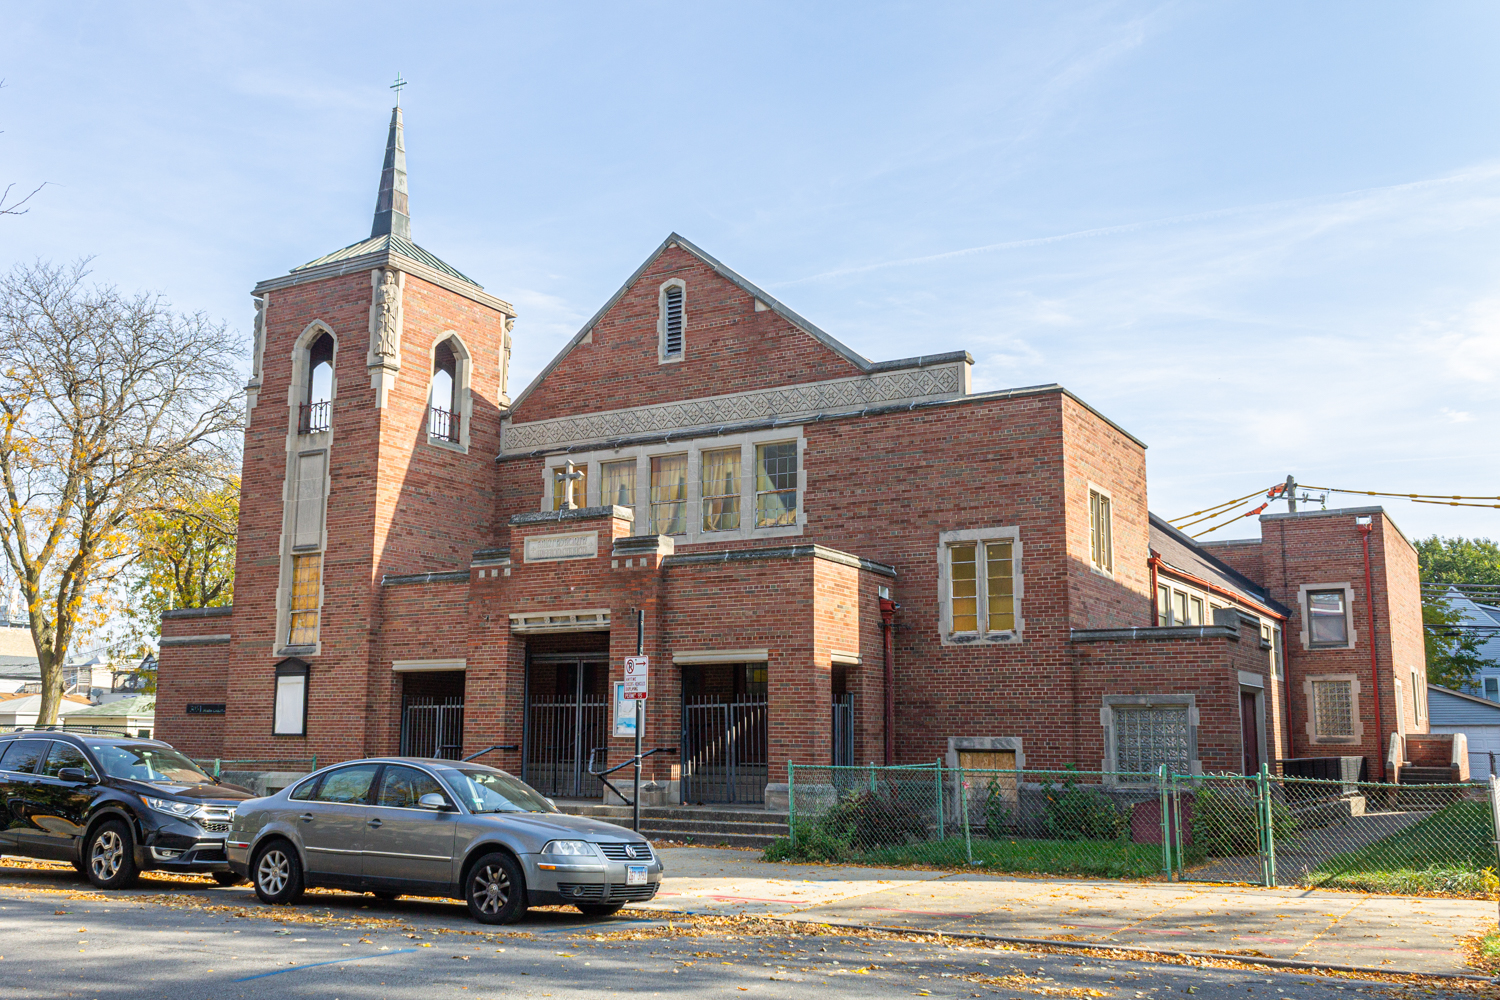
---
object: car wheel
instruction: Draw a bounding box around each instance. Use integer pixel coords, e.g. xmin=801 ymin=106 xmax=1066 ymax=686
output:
xmin=370 ymin=891 xmax=401 ymax=902
xmin=85 ymin=820 xmax=139 ymax=889
xmin=251 ymin=841 xmax=304 ymax=905
xmin=576 ymin=903 xmax=625 ymax=917
xmin=464 ymin=852 xmax=526 ymax=925
xmin=211 ymin=871 xmax=246 ymax=887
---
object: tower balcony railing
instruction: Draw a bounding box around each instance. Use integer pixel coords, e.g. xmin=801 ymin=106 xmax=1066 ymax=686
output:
xmin=428 ymin=406 xmax=461 ymax=444
xmin=299 ymin=401 xmax=331 ymax=435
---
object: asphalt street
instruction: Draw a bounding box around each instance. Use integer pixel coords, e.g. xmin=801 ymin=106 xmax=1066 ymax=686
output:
xmin=0 ymin=882 xmax=1487 ymax=1000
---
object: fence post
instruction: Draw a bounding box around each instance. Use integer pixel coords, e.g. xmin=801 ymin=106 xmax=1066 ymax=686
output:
xmin=935 ymin=759 xmax=945 ymax=841
xmin=959 ymin=766 xmax=972 ymax=864
xmin=1259 ymin=763 xmax=1277 ymax=887
xmin=788 ymin=761 xmax=796 ymax=849
xmin=1158 ymin=765 xmax=1171 ymax=878
xmin=1489 ymin=774 xmax=1500 ymax=924
xmin=311 ymin=755 xmax=317 ymax=772
xmin=1171 ymin=774 xmax=1185 ymax=880
xmin=213 ymin=758 xmax=221 ymax=780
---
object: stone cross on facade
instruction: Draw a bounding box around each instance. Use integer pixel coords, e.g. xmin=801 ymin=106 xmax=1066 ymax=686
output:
xmin=558 ymin=460 xmax=585 ymax=510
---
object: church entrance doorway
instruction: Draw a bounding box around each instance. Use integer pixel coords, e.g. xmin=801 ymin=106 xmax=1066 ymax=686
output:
xmin=681 ymin=663 xmax=769 ymax=805
xmin=399 ymin=670 xmax=465 ymax=760
xmin=524 ymin=654 xmax=609 ymax=799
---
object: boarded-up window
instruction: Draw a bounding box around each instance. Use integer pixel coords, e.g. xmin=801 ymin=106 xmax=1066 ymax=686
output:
xmin=293 ymin=452 xmax=326 ymax=549
xmin=287 ymin=554 xmax=321 ymax=646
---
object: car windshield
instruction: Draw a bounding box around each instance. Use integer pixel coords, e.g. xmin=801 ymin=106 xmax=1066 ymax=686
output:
xmin=439 ymin=767 xmax=554 ymax=814
xmin=86 ymin=742 xmax=211 ymax=784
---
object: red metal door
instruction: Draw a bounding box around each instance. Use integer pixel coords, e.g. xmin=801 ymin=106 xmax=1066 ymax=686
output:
xmin=1241 ymin=691 xmax=1260 ymax=775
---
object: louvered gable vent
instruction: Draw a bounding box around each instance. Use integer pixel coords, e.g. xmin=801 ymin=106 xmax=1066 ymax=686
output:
xmin=663 ymin=285 xmax=684 ymax=357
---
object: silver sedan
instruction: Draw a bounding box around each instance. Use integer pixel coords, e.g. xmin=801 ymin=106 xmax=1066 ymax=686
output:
xmin=226 ymin=757 xmax=663 ymax=924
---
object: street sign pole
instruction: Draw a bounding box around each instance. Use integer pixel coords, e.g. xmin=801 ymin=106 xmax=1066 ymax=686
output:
xmin=633 ymin=609 xmax=645 ymax=833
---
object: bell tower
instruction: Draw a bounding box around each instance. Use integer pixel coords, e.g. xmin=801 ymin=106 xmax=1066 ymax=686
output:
xmin=221 ymin=96 xmax=517 ymax=762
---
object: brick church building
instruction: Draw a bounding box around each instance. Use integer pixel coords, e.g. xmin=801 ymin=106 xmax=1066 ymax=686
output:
xmin=157 ymin=106 xmax=1432 ymax=803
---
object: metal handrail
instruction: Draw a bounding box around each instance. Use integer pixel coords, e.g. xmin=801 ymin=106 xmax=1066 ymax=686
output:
xmin=586 ymin=745 xmax=678 ymax=808
xmin=299 ymin=400 xmax=331 ymax=434
xmin=428 ymin=406 xmax=460 ymax=443
xmin=462 ymin=744 xmax=519 ymax=762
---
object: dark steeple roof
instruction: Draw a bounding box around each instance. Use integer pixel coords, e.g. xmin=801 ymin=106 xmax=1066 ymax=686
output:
xmin=371 ymin=105 xmax=410 ymax=240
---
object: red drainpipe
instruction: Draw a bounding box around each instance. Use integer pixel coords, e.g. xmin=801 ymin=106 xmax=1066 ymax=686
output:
xmin=1359 ymin=520 xmax=1386 ymax=781
xmin=879 ymin=597 xmax=898 ymax=766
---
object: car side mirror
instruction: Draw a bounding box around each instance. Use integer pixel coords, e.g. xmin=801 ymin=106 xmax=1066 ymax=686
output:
xmin=417 ymin=792 xmax=451 ymax=811
xmin=57 ymin=768 xmax=94 ymax=784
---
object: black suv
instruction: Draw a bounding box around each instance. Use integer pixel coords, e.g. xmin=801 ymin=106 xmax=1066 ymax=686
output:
xmin=0 ymin=730 xmax=254 ymax=888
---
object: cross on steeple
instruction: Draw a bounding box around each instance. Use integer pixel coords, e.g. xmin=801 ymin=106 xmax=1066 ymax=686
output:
xmin=390 ymin=72 xmax=407 ymax=107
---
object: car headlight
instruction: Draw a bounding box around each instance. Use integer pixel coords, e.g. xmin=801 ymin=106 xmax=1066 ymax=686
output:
xmin=141 ymin=796 xmax=203 ymax=820
xmin=541 ymin=840 xmax=595 ymax=856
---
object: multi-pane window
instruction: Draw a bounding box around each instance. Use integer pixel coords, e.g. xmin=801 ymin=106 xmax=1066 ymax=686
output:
xmin=287 ymin=554 xmax=321 ymax=646
xmin=1308 ymin=590 xmax=1348 ymax=646
xmin=552 ymin=465 xmax=587 ymax=511
xmin=650 ymin=455 xmax=688 ymax=535
xmin=600 ymin=460 xmax=635 ymax=512
xmin=1089 ymin=489 xmax=1113 ymax=573
xmin=1263 ymin=623 xmax=1284 ymax=678
xmin=948 ymin=540 xmax=1016 ymax=635
xmin=1113 ymin=705 xmax=1191 ymax=775
xmin=701 ymin=448 xmax=740 ymax=532
xmin=755 ymin=442 xmax=798 ymax=527
xmin=662 ymin=285 xmax=684 ymax=358
xmin=1157 ymin=584 xmax=1171 ymax=626
xmin=1312 ymin=679 xmax=1354 ymax=738
xmin=1158 ymin=585 xmax=1204 ymax=626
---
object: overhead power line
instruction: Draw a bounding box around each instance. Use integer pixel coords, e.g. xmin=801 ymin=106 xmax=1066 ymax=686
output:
xmin=1169 ymin=485 xmax=1281 ymax=526
xmin=1302 ymin=485 xmax=1500 ymax=503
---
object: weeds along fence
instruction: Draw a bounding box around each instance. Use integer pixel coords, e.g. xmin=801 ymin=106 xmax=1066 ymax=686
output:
xmin=767 ymin=763 xmax=1500 ymax=897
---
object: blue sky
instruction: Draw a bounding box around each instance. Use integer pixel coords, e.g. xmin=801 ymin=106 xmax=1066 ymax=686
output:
xmin=3 ymin=1 xmax=1498 ymax=543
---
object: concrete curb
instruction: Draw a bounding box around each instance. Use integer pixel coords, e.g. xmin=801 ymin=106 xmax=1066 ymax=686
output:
xmin=640 ymin=908 xmax=1497 ymax=983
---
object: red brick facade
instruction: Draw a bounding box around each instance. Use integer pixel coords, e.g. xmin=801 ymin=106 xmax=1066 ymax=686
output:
xmin=157 ymin=205 xmax=1425 ymax=797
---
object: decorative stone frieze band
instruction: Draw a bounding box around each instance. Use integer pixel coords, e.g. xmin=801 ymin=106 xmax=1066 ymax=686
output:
xmin=501 ymin=361 xmax=968 ymax=453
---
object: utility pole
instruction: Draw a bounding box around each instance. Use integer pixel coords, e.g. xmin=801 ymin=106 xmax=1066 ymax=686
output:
xmin=1285 ymin=474 xmax=1298 ymax=514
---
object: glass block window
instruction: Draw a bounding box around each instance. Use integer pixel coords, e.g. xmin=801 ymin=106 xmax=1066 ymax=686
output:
xmin=701 ymin=447 xmax=740 ymax=532
xmin=650 ymin=454 xmax=688 ymax=535
xmin=1308 ymin=589 xmax=1349 ymax=646
xmin=754 ymin=442 xmax=798 ymax=527
xmin=601 ymin=460 xmax=635 ymax=512
xmin=1312 ymin=679 xmax=1354 ymax=738
xmin=1089 ymin=489 xmax=1112 ymax=572
xmin=287 ymin=554 xmax=321 ymax=646
xmin=1114 ymin=705 xmax=1191 ymax=775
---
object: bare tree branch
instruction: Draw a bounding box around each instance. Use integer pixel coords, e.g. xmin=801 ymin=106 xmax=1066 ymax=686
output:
xmin=0 ymin=259 xmax=243 ymax=723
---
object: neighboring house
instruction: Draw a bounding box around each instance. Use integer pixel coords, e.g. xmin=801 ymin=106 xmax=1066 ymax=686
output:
xmin=1428 ymin=683 xmax=1500 ymax=779
xmin=0 ymin=655 xmax=40 ymax=695
xmin=154 ymin=101 xmax=1427 ymax=802
xmin=0 ymin=693 xmax=93 ymax=728
xmin=63 ymin=695 xmax=156 ymax=738
xmin=1433 ymin=589 xmax=1500 ymax=701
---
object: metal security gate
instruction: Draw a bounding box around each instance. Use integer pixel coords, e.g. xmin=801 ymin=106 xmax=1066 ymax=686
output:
xmin=400 ymin=697 xmax=464 ymax=759
xmin=524 ymin=658 xmax=608 ymax=799
xmin=832 ymin=694 xmax=854 ymax=767
xmin=682 ymin=694 xmax=768 ymax=804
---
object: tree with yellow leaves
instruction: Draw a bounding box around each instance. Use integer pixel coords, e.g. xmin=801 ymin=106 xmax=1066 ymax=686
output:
xmin=0 ymin=260 xmax=241 ymax=724
xmin=125 ymin=472 xmax=239 ymax=636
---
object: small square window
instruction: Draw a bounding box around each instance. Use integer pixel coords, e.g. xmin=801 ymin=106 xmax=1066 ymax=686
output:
xmin=1308 ymin=589 xmax=1348 ymax=646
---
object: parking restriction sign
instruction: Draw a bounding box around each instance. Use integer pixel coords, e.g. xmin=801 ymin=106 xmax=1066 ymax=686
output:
xmin=623 ymin=655 xmax=649 ymax=699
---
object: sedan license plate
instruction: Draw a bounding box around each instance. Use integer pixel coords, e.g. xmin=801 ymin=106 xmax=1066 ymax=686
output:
xmin=626 ymin=865 xmax=647 ymax=886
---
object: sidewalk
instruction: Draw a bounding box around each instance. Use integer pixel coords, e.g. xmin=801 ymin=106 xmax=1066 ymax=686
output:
xmin=643 ymin=846 xmax=1496 ymax=977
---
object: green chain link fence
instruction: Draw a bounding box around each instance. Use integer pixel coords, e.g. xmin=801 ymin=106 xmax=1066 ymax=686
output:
xmin=765 ymin=762 xmax=1500 ymax=897
xmin=192 ymin=757 xmax=318 ymax=779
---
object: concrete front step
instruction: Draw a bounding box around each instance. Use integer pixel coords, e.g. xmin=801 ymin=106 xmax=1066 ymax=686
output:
xmin=554 ymin=801 xmax=788 ymax=847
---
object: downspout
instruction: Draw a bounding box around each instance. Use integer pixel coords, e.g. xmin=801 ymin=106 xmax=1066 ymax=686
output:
xmin=879 ymin=596 xmax=898 ymax=766
xmin=1148 ymin=553 xmax=1160 ymax=625
xmin=1359 ymin=519 xmax=1385 ymax=781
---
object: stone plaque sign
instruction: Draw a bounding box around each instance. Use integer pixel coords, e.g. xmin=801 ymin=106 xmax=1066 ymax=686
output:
xmin=523 ymin=530 xmax=599 ymax=563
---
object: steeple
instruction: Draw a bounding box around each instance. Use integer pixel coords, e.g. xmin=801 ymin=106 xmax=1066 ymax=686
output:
xmin=371 ymin=104 xmax=410 ymax=240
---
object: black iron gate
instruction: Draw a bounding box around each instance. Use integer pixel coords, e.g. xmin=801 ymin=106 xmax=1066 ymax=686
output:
xmin=524 ymin=659 xmax=608 ymax=799
xmin=682 ymin=694 xmax=768 ymax=804
xmin=400 ymin=696 xmax=464 ymax=759
xmin=832 ymin=693 xmax=854 ymax=767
